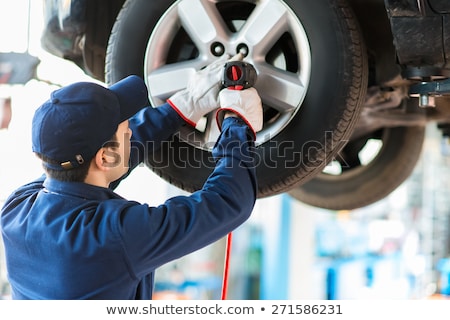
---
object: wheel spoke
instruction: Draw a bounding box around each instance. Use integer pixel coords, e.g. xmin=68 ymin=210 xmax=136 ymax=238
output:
xmin=339 ymin=151 xmax=362 ymax=171
xmin=240 ymin=0 xmax=289 ymax=53
xmin=178 ymin=0 xmax=229 ymax=49
xmin=339 ymin=138 xmax=368 ymax=171
xmin=256 ymin=64 xmax=307 ymax=113
xmin=146 ymin=60 xmax=204 ymax=103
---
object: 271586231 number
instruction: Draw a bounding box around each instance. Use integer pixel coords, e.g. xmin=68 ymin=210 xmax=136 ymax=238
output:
xmin=271 ymin=304 xmax=343 ymax=315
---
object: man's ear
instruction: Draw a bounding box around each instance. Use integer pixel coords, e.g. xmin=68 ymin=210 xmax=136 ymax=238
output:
xmin=93 ymin=147 xmax=114 ymax=171
xmin=94 ymin=146 xmax=121 ymax=170
xmin=93 ymin=148 xmax=108 ymax=171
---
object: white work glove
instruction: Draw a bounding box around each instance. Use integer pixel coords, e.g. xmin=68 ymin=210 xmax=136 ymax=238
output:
xmin=216 ymin=87 xmax=263 ymax=138
xmin=167 ymin=57 xmax=227 ymax=127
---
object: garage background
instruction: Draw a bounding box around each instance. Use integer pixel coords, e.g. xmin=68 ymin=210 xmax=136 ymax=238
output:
xmin=1 ymin=0 xmax=449 ymax=300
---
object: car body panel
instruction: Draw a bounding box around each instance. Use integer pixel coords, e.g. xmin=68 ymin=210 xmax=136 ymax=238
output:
xmin=41 ymin=0 xmax=87 ymax=64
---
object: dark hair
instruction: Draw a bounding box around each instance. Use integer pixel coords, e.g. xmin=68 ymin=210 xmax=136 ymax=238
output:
xmin=35 ymin=134 xmax=118 ymax=182
xmin=35 ymin=153 xmax=92 ymax=182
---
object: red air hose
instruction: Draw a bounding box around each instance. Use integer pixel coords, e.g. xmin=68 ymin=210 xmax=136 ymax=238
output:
xmin=221 ymin=232 xmax=233 ymax=300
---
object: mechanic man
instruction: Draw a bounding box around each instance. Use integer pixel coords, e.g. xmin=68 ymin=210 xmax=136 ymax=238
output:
xmin=0 ymin=57 xmax=262 ymax=299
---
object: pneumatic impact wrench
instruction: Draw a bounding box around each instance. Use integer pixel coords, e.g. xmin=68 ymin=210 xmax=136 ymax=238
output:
xmin=222 ymin=57 xmax=257 ymax=90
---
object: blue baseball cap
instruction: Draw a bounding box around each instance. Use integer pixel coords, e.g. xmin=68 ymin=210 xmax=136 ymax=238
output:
xmin=32 ymin=75 xmax=149 ymax=170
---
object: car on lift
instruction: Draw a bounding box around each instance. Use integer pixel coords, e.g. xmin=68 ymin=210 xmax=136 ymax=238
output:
xmin=41 ymin=0 xmax=450 ymax=210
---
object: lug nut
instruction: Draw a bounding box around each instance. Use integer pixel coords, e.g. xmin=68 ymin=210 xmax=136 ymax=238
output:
xmin=236 ymin=44 xmax=249 ymax=57
xmin=211 ymin=42 xmax=225 ymax=57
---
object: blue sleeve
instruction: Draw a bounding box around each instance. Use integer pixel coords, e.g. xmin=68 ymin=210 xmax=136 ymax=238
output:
xmin=117 ymin=117 xmax=257 ymax=276
xmin=128 ymin=103 xmax=185 ymax=168
xmin=109 ymin=103 xmax=185 ymax=189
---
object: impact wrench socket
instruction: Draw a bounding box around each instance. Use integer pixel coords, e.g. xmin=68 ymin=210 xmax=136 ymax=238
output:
xmin=222 ymin=60 xmax=257 ymax=90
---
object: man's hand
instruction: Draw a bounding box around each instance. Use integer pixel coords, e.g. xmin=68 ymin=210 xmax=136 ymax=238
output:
xmin=167 ymin=56 xmax=229 ymax=127
xmin=216 ymin=87 xmax=263 ymax=138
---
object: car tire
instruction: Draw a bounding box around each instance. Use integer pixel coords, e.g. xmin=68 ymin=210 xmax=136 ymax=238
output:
xmin=105 ymin=0 xmax=368 ymax=197
xmin=288 ymin=125 xmax=426 ymax=210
